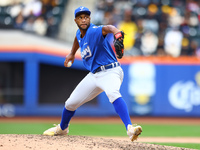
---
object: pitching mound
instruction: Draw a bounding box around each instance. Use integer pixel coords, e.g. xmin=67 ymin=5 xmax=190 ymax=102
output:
xmin=0 ymin=134 xmax=194 ymax=150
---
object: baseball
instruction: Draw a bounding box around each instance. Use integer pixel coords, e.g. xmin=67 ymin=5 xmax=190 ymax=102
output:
xmin=67 ymin=61 xmax=72 ymax=67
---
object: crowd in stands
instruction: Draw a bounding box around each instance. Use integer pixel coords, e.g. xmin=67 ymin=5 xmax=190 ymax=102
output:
xmin=0 ymin=0 xmax=200 ymax=57
xmin=93 ymin=0 xmax=200 ymax=57
xmin=0 ymin=0 xmax=66 ymax=38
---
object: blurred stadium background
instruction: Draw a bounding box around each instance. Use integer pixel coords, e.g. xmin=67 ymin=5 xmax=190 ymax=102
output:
xmin=0 ymin=0 xmax=200 ymax=117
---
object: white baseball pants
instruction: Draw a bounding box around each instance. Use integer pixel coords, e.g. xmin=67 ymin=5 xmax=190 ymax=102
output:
xmin=65 ymin=66 xmax=124 ymax=111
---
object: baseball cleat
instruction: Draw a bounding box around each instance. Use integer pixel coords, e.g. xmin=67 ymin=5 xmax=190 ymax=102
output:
xmin=127 ymin=124 xmax=142 ymax=142
xmin=43 ymin=124 xmax=69 ymax=136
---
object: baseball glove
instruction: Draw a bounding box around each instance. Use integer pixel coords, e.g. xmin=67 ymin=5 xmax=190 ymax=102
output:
xmin=114 ymin=31 xmax=124 ymax=59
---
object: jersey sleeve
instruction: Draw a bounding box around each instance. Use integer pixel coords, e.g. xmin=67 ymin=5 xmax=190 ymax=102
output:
xmin=90 ymin=25 xmax=104 ymax=41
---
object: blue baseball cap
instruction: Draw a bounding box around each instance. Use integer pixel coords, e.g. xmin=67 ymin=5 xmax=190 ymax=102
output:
xmin=74 ymin=6 xmax=91 ymax=18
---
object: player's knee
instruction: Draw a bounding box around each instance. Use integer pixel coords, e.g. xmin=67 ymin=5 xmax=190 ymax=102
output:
xmin=106 ymin=91 xmax=121 ymax=103
xmin=65 ymin=100 xmax=77 ymax=111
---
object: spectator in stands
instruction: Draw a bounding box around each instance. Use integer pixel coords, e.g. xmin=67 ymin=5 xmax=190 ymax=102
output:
xmin=140 ymin=30 xmax=158 ymax=55
xmin=23 ymin=16 xmax=35 ymax=33
xmin=14 ymin=11 xmax=25 ymax=30
xmin=45 ymin=16 xmax=58 ymax=38
xmin=142 ymin=4 xmax=159 ymax=34
xmin=164 ymin=28 xmax=183 ymax=57
xmin=118 ymin=9 xmax=138 ymax=56
xmin=33 ymin=15 xmax=47 ymax=35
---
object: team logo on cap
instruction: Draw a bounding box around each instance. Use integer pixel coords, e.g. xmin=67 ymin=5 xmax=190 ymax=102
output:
xmin=80 ymin=6 xmax=84 ymax=11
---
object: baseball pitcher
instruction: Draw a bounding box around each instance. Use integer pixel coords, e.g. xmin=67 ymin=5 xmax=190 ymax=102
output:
xmin=43 ymin=6 xmax=142 ymax=142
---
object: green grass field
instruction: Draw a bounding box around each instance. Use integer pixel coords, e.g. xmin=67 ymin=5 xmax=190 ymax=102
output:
xmin=0 ymin=122 xmax=200 ymax=149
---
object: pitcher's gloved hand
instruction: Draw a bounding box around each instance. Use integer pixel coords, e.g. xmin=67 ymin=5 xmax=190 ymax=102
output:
xmin=114 ymin=31 xmax=124 ymax=59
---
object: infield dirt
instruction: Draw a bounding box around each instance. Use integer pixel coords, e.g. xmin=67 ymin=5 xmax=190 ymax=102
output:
xmin=0 ymin=134 xmax=196 ymax=150
xmin=0 ymin=117 xmax=199 ymax=150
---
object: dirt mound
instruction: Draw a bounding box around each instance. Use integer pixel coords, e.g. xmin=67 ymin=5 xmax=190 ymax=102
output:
xmin=0 ymin=134 xmax=194 ymax=150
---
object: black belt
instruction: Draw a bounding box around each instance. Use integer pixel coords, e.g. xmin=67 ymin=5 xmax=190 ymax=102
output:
xmin=94 ymin=62 xmax=120 ymax=73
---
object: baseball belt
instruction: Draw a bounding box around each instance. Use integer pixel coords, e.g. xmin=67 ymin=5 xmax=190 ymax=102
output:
xmin=94 ymin=62 xmax=120 ymax=73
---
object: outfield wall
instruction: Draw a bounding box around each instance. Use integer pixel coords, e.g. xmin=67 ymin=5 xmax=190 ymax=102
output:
xmin=0 ymin=46 xmax=200 ymax=117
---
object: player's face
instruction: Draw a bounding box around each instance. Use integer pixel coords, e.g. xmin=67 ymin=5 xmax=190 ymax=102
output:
xmin=75 ymin=14 xmax=90 ymax=30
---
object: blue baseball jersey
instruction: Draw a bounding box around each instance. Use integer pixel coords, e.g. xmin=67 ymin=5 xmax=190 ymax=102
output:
xmin=76 ymin=23 xmax=117 ymax=73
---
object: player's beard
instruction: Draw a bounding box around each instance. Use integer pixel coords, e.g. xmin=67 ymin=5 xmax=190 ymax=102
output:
xmin=78 ymin=23 xmax=90 ymax=31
